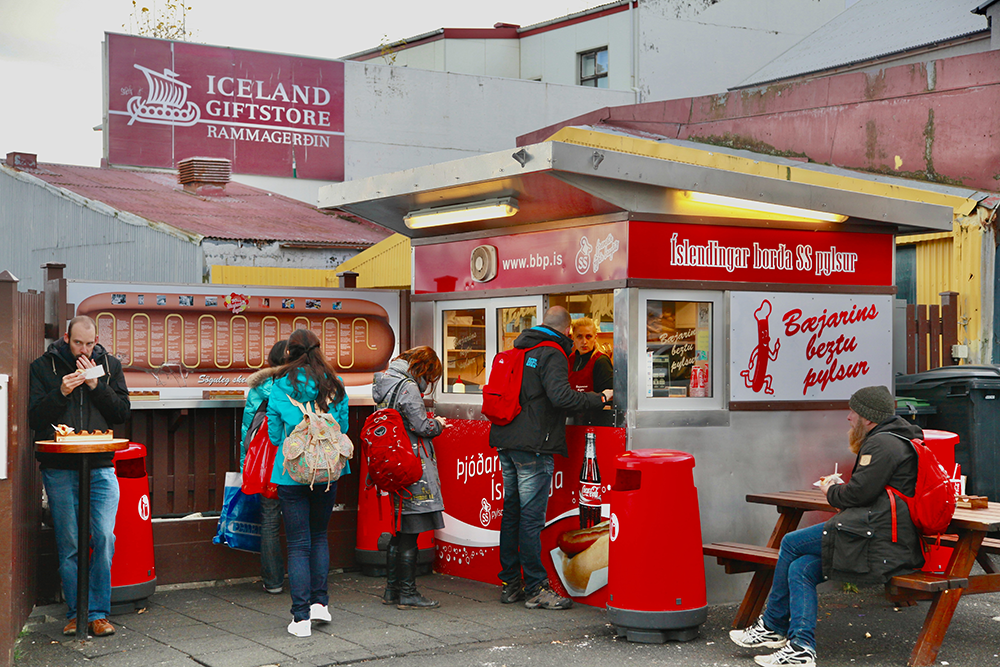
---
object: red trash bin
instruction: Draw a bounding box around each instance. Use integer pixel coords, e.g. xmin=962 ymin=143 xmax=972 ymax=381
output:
xmin=606 ymin=449 xmax=707 ymax=643
xmin=110 ymin=443 xmax=157 ymax=613
xmin=355 ymin=449 xmax=434 ymax=576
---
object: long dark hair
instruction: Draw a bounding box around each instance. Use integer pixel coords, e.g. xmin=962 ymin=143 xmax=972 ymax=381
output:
xmin=280 ymin=329 xmax=345 ymax=410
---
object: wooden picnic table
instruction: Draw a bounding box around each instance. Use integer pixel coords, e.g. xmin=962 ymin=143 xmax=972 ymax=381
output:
xmin=705 ymin=488 xmax=1000 ymax=667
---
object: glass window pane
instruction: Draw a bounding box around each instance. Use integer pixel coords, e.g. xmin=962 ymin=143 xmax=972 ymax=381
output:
xmin=595 ymin=49 xmax=608 ymax=75
xmin=597 ymin=77 xmax=609 ymax=88
xmin=645 ymin=300 xmax=712 ymax=398
xmin=581 ymin=53 xmax=595 ymax=78
xmin=497 ymin=306 xmax=537 ymax=353
xmin=581 ymin=79 xmax=597 ymax=87
xmin=443 ymin=308 xmax=486 ymax=393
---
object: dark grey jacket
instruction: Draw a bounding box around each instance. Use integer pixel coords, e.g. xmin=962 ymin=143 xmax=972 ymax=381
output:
xmin=29 ymin=340 xmax=131 ymax=470
xmin=488 ymin=326 xmax=604 ymax=457
xmin=821 ymin=416 xmax=924 ymax=584
xmin=372 ymin=359 xmax=444 ymax=515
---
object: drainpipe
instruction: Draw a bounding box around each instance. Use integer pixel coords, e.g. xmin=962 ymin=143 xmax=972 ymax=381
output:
xmin=629 ymin=0 xmax=641 ymax=103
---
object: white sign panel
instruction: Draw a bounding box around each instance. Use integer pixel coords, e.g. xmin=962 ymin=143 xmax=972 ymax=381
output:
xmin=730 ymin=292 xmax=893 ymax=402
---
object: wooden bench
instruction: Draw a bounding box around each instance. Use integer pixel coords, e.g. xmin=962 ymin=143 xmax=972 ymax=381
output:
xmin=703 ymin=541 xmax=968 ymax=598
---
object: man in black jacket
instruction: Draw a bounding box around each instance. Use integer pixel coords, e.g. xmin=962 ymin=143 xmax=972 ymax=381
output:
xmin=489 ymin=306 xmax=612 ymax=610
xmin=730 ymin=385 xmax=923 ymax=667
xmin=29 ymin=316 xmax=131 ymax=637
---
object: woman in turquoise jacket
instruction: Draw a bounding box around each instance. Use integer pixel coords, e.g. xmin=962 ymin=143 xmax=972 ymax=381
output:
xmin=266 ymin=329 xmax=349 ymax=638
xmin=239 ymin=339 xmax=286 ymax=595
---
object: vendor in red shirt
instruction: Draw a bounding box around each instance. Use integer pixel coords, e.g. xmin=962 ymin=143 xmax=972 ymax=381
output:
xmin=569 ymin=317 xmax=613 ymax=391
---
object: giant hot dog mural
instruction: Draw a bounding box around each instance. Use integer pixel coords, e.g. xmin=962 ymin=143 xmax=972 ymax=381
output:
xmin=70 ymin=285 xmax=398 ymax=393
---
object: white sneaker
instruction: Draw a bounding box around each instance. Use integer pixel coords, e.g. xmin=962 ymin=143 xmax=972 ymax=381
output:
xmin=730 ymin=616 xmax=788 ymax=649
xmin=287 ymin=618 xmax=311 ymax=637
xmin=754 ymin=642 xmax=817 ymax=666
xmin=309 ymin=603 xmax=332 ymax=623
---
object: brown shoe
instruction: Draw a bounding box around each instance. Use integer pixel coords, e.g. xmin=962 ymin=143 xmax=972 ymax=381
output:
xmin=88 ymin=619 xmax=115 ymax=636
xmin=62 ymin=618 xmax=77 ymax=636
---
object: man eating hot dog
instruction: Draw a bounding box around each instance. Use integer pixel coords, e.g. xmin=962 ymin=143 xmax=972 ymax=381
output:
xmin=729 ymin=385 xmax=923 ymax=666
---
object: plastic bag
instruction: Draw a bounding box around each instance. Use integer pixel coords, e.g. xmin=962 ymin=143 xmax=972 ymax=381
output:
xmin=213 ymin=471 xmax=262 ymax=553
xmin=242 ymin=409 xmax=278 ymax=499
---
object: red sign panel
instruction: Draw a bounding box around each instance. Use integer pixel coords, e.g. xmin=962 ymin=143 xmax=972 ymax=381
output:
xmin=629 ymin=221 xmax=893 ymax=286
xmin=433 ymin=423 xmax=626 ymax=607
xmin=413 ymin=221 xmax=627 ymax=294
xmin=106 ymin=33 xmax=344 ymax=180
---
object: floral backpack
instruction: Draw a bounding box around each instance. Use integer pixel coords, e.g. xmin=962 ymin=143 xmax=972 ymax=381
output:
xmin=282 ymin=396 xmax=353 ymax=490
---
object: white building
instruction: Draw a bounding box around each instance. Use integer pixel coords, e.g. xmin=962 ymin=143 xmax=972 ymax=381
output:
xmin=344 ymin=0 xmax=856 ymax=101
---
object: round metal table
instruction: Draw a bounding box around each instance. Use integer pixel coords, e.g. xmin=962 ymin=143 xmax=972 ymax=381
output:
xmin=36 ymin=439 xmax=129 ymax=638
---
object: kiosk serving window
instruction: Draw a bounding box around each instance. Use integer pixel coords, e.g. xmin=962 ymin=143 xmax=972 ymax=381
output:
xmin=443 ymin=307 xmax=486 ymax=393
xmin=639 ymin=290 xmax=724 ymax=410
xmin=439 ymin=296 xmax=544 ymax=397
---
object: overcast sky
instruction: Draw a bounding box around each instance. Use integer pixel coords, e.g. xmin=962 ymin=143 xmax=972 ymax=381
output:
xmin=0 ymin=0 xmax=598 ymax=167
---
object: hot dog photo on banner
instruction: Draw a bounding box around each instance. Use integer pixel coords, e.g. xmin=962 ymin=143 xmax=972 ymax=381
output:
xmin=65 ymin=282 xmax=400 ymax=397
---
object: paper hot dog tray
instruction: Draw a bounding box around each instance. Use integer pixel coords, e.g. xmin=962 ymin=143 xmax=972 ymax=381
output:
xmin=77 ymin=292 xmax=396 ymax=382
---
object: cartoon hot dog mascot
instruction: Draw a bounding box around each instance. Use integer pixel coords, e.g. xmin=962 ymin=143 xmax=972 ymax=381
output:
xmin=77 ymin=292 xmax=395 ymax=387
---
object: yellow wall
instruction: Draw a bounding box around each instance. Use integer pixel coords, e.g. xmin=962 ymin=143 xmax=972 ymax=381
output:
xmin=898 ymin=211 xmax=989 ymax=362
xmin=334 ymin=233 xmax=411 ymax=289
xmin=210 ymin=265 xmax=338 ymax=287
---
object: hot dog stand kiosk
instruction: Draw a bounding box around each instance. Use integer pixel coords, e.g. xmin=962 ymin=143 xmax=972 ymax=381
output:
xmin=318 ymin=126 xmax=980 ymax=608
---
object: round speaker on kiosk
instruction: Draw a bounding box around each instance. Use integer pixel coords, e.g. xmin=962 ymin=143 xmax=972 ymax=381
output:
xmin=470 ymin=244 xmax=498 ymax=282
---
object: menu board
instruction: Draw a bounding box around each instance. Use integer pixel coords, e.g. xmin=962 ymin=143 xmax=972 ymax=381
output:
xmin=66 ymin=283 xmax=399 ymax=397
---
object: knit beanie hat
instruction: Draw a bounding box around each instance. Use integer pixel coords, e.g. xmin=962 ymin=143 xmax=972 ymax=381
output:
xmin=849 ymin=385 xmax=895 ymax=424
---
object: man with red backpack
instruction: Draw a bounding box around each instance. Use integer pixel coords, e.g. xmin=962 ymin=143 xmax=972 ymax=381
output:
xmin=730 ymin=385 xmax=926 ymax=667
xmin=489 ymin=306 xmax=612 ymax=610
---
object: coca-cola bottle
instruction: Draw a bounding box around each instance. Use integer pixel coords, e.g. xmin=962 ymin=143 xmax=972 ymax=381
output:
xmin=579 ymin=429 xmax=602 ymax=529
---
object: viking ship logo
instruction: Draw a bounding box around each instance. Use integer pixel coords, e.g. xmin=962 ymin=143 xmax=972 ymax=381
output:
xmin=127 ymin=64 xmax=200 ymax=127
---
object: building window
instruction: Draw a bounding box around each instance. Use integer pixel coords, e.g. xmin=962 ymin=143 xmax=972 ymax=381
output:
xmin=579 ymin=48 xmax=608 ymax=88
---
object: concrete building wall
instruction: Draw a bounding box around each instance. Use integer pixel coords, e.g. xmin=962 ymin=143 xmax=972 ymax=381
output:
xmin=637 ymin=0 xmax=850 ymax=99
xmin=341 ymin=61 xmax=636 ymax=181
xmin=520 ymin=11 xmax=633 ymax=89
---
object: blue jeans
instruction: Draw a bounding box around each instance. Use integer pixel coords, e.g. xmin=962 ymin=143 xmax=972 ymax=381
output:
xmin=278 ymin=483 xmax=338 ymax=621
xmin=260 ymin=495 xmax=284 ymax=590
xmin=762 ymin=522 xmax=824 ymax=651
xmin=42 ymin=467 xmax=120 ymax=622
xmin=497 ymin=449 xmax=554 ymax=596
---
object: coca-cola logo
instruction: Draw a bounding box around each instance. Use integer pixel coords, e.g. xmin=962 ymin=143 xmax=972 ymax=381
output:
xmin=610 ymin=513 xmax=619 ymax=542
xmin=579 ymin=483 xmax=601 ymax=504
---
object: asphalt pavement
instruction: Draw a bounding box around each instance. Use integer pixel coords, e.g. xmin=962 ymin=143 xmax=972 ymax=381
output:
xmin=13 ymin=569 xmax=1000 ymax=667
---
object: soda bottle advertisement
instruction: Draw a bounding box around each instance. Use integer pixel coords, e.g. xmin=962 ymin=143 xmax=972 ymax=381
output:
xmin=433 ymin=422 xmax=625 ymax=607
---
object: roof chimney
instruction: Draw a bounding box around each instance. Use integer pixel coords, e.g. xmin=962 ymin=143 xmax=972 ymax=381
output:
xmin=6 ymin=152 xmax=37 ymax=170
xmin=177 ymin=157 xmax=231 ymax=196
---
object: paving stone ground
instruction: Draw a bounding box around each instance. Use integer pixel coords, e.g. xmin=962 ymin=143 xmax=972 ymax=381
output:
xmin=12 ymin=570 xmax=1000 ymax=667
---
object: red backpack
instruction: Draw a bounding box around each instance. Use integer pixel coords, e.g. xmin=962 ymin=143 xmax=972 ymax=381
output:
xmin=481 ymin=341 xmax=566 ymax=426
xmin=360 ymin=381 xmax=423 ymax=497
xmin=886 ymin=435 xmax=957 ymax=539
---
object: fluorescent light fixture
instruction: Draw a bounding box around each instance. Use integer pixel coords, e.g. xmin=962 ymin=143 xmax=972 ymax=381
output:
xmin=685 ymin=191 xmax=847 ymax=223
xmin=404 ymin=197 xmax=519 ymax=229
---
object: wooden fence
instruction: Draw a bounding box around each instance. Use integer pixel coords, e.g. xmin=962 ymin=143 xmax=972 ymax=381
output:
xmin=0 ymin=271 xmax=45 ymax=666
xmin=905 ymin=291 xmax=959 ymax=374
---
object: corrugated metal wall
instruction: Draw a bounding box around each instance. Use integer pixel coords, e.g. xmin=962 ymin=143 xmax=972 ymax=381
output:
xmin=900 ymin=211 xmax=992 ymax=363
xmin=209 ymin=265 xmax=338 ymax=286
xmin=333 ymin=233 xmax=411 ymax=289
xmin=0 ymin=172 xmax=202 ymax=292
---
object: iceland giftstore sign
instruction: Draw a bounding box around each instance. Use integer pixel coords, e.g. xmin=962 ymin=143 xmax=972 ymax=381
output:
xmin=105 ymin=33 xmax=345 ymax=180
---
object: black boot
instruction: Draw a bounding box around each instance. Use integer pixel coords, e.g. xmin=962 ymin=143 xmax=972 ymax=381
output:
xmin=381 ymin=544 xmax=399 ymax=605
xmin=397 ymin=546 xmax=439 ymax=609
